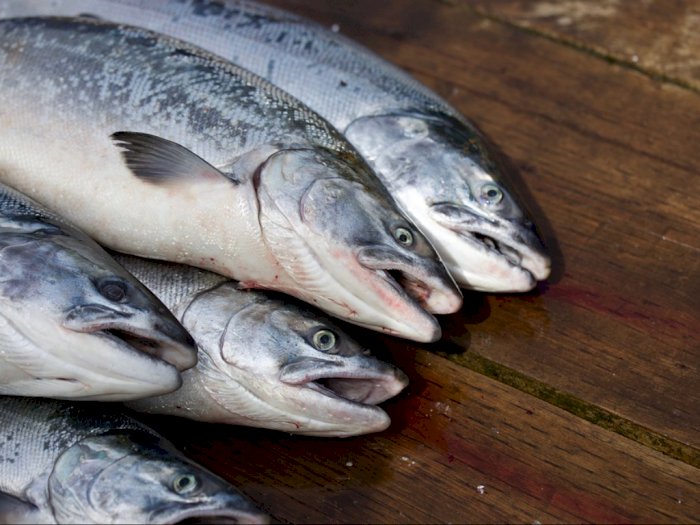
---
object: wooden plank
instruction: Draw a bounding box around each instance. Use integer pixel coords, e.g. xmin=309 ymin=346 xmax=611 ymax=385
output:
xmin=464 ymin=0 xmax=700 ymax=92
xmin=262 ymin=0 xmax=700 ymax=448
xmin=149 ymin=349 xmax=700 ymax=524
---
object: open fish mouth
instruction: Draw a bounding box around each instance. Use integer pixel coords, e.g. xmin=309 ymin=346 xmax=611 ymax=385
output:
xmin=280 ymin=361 xmax=409 ymax=409
xmin=384 ymin=268 xmax=434 ymax=312
xmin=100 ymin=328 xmax=178 ymax=363
xmin=149 ymin=484 xmax=269 ymax=525
xmin=463 ymin=225 xmax=549 ymax=280
xmin=368 ymin=266 xmax=433 ymax=313
xmin=307 ymin=374 xmax=405 ymax=406
xmin=357 ymin=247 xmax=462 ymax=317
xmin=77 ymin=319 xmax=196 ymax=372
xmin=465 ymin=229 xmax=530 ymax=272
xmin=430 ymin=202 xmax=550 ymax=290
xmin=471 ymin=231 xmax=522 ymax=266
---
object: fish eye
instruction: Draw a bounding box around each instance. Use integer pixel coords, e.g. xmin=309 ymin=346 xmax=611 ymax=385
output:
xmin=479 ymin=183 xmax=504 ymax=206
xmin=399 ymin=117 xmax=428 ymax=138
xmin=172 ymin=473 xmax=199 ymax=495
xmin=312 ymin=329 xmax=337 ymax=352
xmin=393 ymin=227 xmax=414 ymax=247
xmin=98 ymin=279 xmax=128 ymax=302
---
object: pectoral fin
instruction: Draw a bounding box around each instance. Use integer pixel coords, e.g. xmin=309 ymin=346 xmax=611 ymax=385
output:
xmin=111 ymin=131 xmax=239 ymax=184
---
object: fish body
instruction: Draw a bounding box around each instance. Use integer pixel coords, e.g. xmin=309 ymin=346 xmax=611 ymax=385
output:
xmin=0 ymin=182 xmax=196 ymax=401
xmin=115 ymin=254 xmax=409 ymax=437
xmin=0 ymin=396 xmax=267 ymax=524
xmin=0 ymin=0 xmax=550 ymax=291
xmin=0 ymin=16 xmax=461 ymax=342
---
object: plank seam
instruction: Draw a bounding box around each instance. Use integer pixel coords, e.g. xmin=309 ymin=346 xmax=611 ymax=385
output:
xmin=435 ymin=348 xmax=700 ymax=469
xmin=441 ymin=0 xmax=700 ymax=96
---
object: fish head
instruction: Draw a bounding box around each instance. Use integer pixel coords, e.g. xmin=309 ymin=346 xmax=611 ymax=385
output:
xmin=253 ymin=146 xmax=462 ymax=341
xmin=48 ymin=431 xmax=268 ymax=524
xmin=345 ymin=110 xmax=551 ymax=291
xmin=61 ymin=250 xmax=198 ymax=371
xmin=0 ymin=229 xmax=196 ymax=400
xmin=182 ymin=284 xmax=408 ymax=436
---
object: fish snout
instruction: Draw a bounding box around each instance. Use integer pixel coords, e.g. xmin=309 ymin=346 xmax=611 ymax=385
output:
xmin=378 ymin=366 xmax=410 ymax=403
xmin=149 ymin=315 xmax=198 ymax=371
xmin=514 ymin=219 xmax=551 ymax=281
xmin=404 ymin=257 xmax=463 ymax=315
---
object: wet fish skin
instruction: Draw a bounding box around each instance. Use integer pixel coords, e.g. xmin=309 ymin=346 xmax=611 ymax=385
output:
xmin=0 ymin=16 xmax=461 ymax=342
xmin=0 ymin=182 xmax=197 ymax=401
xmin=116 ymin=254 xmax=409 ymax=437
xmin=0 ymin=0 xmax=551 ymax=291
xmin=0 ymin=396 xmax=267 ymax=524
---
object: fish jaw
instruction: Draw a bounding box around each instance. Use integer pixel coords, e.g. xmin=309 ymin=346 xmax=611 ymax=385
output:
xmin=279 ymin=358 xmax=408 ymax=437
xmin=147 ymin=486 xmax=269 ymax=525
xmin=345 ymin=111 xmax=551 ymax=291
xmin=278 ymin=354 xmax=409 ymax=414
xmin=267 ymin=357 xmax=405 ymax=437
xmin=315 ymin=248 xmax=444 ymax=341
xmin=428 ymin=200 xmax=551 ymax=291
xmin=8 ymin=284 xmax=196 ymax=400
xmin=153 ymin=506 xmax=269 ymax=525
xmin=0 ymin=317 xmax=184 ymax=401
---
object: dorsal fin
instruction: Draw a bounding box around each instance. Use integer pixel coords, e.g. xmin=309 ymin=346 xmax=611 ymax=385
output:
xmin=111 ymin=131 xmax=238 ymax=184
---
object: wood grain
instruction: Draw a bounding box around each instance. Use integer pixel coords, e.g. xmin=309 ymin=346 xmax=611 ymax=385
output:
xmin=263 ymin=0 xmax=700 ymax=449
xmin=149 ymin=349 xmax=700 ymax=524
xmin=465 ymin=0 xmax=700 ymax=92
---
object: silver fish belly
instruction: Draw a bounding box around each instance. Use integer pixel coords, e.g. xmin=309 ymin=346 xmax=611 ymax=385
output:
xmin=0 ymin=0 xmax=551 ymax=291
xmin=0 ymin=16 xmax=462 ymax=342
xmin=115 ymin=254 xmax=409 ymax=437
xmin=0 ymin=182 xmax=196 ymax=401
xmin=0 ymin=396 xmax=267 ymax=524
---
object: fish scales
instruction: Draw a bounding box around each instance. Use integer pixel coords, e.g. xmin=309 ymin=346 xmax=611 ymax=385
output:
xmin=0 ymin=18 xmax=351 ymax=165
xmin=110 ymin=256 xmax=228 ymax=312
xmin=163 ymin=0 xmax=456 ymax=130
xmin=0 ymin=0 xmax=551 ymax=292
xmin=0 ymin=397 xmax=146 ymax=498
xmin=0 ymin=16 xmax=463 ymax=342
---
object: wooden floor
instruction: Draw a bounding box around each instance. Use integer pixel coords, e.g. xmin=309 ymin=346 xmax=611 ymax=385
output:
xmin=146 ymin=1 xmax=700 ymax=522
